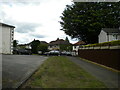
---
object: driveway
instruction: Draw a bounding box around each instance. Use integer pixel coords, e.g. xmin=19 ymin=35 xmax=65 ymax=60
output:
xmin=68 ymin=56 xmax=119 ymax=88
xmin=2 ymin=55 xmax=48 ymax=88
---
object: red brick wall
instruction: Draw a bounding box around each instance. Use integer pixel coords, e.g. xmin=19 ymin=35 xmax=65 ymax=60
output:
xmin=78 ymin=49 xmax=120 ymax=70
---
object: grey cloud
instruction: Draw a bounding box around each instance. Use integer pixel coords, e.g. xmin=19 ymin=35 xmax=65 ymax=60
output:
xmin=0 ymin=10 xmax=6 ymax=17
xmin=16 ymin=23 xmax=40 ymax=33
xmin=71 ymin=38 xmax=79 ymax=41
xmin=0 ymin=9 xmax=7 ymax=21
xmin=0 ymin=0 xmax=41 ymax=6
xmin=5 ymin=22 xmax=40 ymax=33
xmin=19 ymin=37 xmax=29 ymax=44
xmin=30 ymin=33 xmax=46 ymax=38
xmin=0 ymin=7 xmax=41 ymax=33
xmin=0 ymin=0 xmax=54 ymax=6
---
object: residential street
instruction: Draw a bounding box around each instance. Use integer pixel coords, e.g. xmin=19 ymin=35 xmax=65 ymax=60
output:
xmin=1 ymin=55 xmax=119 ymax=89
xmin=2 ymin=55 xmax=48 ymax=88
xmin=68 ymin=56 xmax=119 ymax=88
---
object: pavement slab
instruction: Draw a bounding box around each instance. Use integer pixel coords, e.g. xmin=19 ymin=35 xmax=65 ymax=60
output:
xmin=2 ymin=55 xmax=48 ymax=89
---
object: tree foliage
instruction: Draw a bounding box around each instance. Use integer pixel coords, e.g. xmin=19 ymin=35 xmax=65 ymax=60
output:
xmin=38 ymin=44 xmax=48 ymax=54
xmin=60 ymin=2 xmax=120 ymax=44
xmin=13 ymin=40 xmax=18 ymax=47
xmin=31 ymin=39 xmax=40 ymax=54
xmin=65 ymin=37 xmax=70 ymax=43
xmin=60 ymin=44 xmax=72 ymax=51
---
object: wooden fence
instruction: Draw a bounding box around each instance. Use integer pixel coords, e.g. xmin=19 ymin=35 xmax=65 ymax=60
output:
xmin=78 ymin=49 xmax=120 ymax=70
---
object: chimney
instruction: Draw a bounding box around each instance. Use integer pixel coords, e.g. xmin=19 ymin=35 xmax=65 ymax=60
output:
xmin=57 ymin=38 xmax=59 ymax=41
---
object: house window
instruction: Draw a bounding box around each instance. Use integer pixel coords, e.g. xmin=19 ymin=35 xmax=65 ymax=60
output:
xmin=74 ymin=46 xmax=76 ymax=48
xmin=11 ymin=30 xmax=14 ymax=33
xmin=11 ymin=34 xmax=14 ymax=36
xmin=113 ymin=34 xmax=117 ymax=40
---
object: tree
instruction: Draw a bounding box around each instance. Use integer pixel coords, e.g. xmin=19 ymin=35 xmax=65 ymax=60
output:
xmin=13 ymin=40 xmax=18 ymax=47
xmin=38 ymin=44 xmax=48 ymax=54
xmin=60 ymin=2 xmax=120 ymax=44
xmin=31 ymin=39 xmax=40 ymax=54
xmin=60 ymin=44 xmax=72 ymax=51
xmin=65 ymin=37 xmax=70 ymax=43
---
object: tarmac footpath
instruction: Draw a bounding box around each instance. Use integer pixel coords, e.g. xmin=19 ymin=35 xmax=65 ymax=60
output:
xmin=67 ymin=56 xmax=119 ymax=89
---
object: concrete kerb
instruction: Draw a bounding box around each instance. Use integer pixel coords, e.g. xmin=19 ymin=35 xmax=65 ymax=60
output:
xmin=78 ymin=57 xmax=120 ymax=73
xmin=16 ymin=59 xmax=46 ymax=89
xmin=16 ymin=66 xmax=40 ymax=89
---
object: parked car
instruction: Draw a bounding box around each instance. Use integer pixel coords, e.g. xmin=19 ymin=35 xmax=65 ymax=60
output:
xmin=66 ymin=51 xmax=72 ymax=56
xmin=61 ymin=51 xmax=67 ymax=55
xmin=60 ymin=51 xmax=72 ymax=56
xmin=38 ymin=51 xmax=42 ymax=55
xmin=47 ymin=50 xmax=60 ymax=56
xmin=14 ymin=49 xmax=32 ymax=55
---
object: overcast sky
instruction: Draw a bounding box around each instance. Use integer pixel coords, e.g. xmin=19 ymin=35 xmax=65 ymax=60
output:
xmin=0 ymin=0 xmax=79 ymax=44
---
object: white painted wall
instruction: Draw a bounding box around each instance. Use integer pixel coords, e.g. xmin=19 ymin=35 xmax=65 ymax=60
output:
xmin=25 ymin=45 xmax=32 ymax=49
xmin=99 ymin=30 xmax=120 ymax=43
xmin=117 ymin=35 xmax=120 ymax=40
xmin=0 ymin=24 xmax=2 ymax=54
xmin=98 ymin=30 xmax=108 ymax=43
xmin=48 ymin=45 xmax=60 ymax=50
xmin=72 ymin=46 xmax=79 ymax=55
xmin=73 ymin=46 xmax=79 ymax=51
xmin=109 ymin=34 xmax=114 ymax=41
xmin=108 ymin=34 xmax=120 ymax=41
xmin=0 ymin=25 xmax=14 ymax=54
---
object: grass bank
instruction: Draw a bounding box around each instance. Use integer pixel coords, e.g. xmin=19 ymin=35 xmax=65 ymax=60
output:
xmin=22 ymin=56 xmax=106 ymax=88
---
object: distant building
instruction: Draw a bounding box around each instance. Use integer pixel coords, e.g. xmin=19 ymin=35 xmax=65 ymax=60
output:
xmin=48 ymin=38 xmax=71 ymax=51
xmin=0 ymin=23 xmax=15 ymax=54
xmin=72 ymin=41 xmax=86 ymax=56
xmin=17 ymin=43 xmax=32 ymax=49
xmin=98 ymin=28 xmax=120 ymax=43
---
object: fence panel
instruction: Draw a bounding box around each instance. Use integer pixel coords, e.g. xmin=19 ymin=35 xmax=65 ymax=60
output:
xmin=78 ymin=49 xmax=120 ymax=70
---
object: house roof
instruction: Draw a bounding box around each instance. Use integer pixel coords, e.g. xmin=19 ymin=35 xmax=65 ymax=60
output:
xmin=73 ymin=41 xmax=86 ymax=46
xmin=0 ymin=22 xmax=15 ymax=28
xmin=49 ymin=38 xmax=71 ymax=45
xmin=102 ymin=28 xmax=120 ymax=33
xmin=40 ymin=41 xmax=48 ymax=44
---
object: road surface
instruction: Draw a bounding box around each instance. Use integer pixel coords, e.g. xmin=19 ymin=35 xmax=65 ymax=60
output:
xmin=2 ymin=55 xmax=48 ymax=88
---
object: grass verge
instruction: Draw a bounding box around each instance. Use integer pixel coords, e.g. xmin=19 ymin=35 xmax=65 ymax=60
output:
xmin=22 ymin=56 xmax=106 ymax=88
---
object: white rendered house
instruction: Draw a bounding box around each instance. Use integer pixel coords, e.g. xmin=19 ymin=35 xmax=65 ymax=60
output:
xmin=0 ymin=23 xmax=15 ymax=54
xmin=72 ymin=41 xmax=86 ymax=55
xmin=99 ymin=28 xmax=120 ymax=43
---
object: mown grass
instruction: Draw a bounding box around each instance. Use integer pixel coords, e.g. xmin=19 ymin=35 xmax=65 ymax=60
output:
xmin=22 ymin=56 xmax=106 ymax=88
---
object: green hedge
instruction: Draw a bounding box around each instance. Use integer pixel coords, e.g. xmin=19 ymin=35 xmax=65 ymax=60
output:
xmin=83 ymin=40 xmax=120 ymax=47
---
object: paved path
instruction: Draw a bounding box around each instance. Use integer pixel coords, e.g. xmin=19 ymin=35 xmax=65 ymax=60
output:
xmin=2 ymin=55 xmax=48 ymax=88
xmin=68 ymin=56 xmax=119 ymax=88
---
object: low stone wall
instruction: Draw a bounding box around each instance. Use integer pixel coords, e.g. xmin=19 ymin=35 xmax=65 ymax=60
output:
xmin=78 ymin=49 xmax=120 ymax=70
